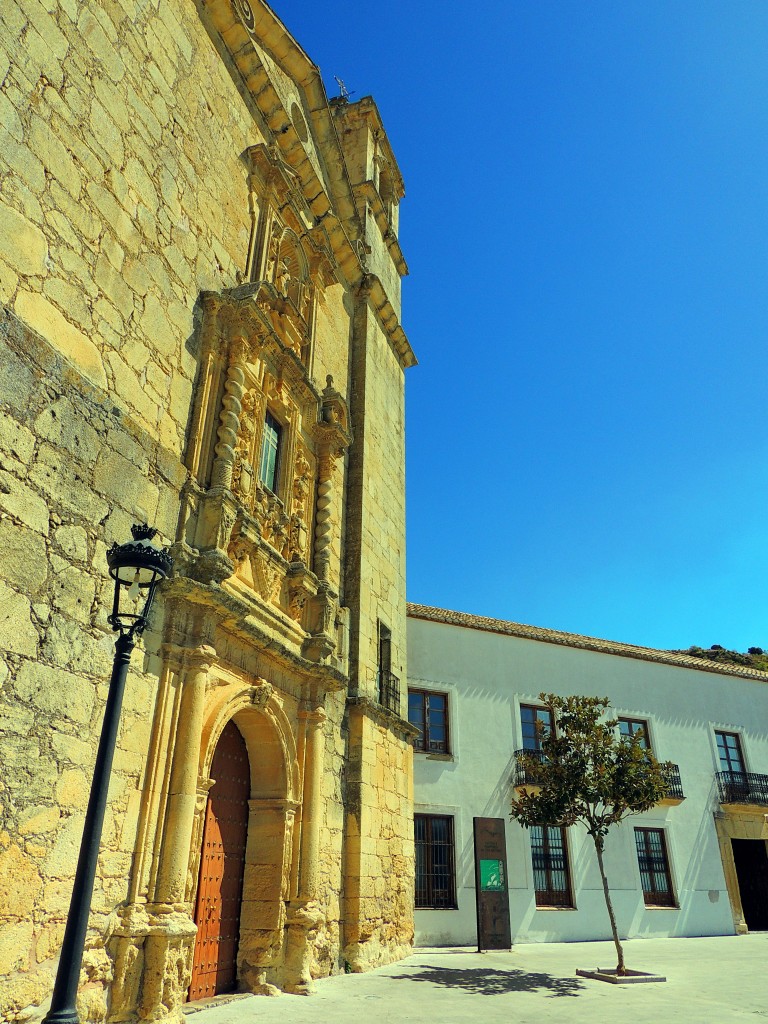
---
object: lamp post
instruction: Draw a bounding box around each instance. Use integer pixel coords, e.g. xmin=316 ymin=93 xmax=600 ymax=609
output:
xmin=43 ymin=525 xmax=173 ymax=1024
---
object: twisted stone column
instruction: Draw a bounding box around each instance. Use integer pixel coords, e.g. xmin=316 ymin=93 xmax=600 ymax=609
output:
xmin=211 ymin=337 xmax=249 ymax=489
xmin=313 ymin=455 xmax=334 ymax=582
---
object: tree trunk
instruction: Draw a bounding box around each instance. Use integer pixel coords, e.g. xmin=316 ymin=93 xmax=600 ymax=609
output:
xmin=593 ymin=835 xmax=625 ymax=974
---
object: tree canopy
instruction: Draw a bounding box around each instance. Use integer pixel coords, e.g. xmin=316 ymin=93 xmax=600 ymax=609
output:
xmin=510 ymin=693 xmax=672 ymax=973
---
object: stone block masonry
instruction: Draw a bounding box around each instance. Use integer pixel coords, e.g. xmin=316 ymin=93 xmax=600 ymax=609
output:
xmin=0 ymin=309 xmax=188 ymax=1020
xmin=0 ymin=0 xmax=416 ymax=1018
xmin=0 ymin=0 xmax=256 ymax=455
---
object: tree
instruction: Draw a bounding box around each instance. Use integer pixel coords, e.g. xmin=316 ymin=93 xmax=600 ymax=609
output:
xmin=510 ymin=694 xmax=672 ymax=975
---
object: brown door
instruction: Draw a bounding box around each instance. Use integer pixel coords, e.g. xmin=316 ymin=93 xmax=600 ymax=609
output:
xmin=189 ymin=720 xmax=251 ymax=1000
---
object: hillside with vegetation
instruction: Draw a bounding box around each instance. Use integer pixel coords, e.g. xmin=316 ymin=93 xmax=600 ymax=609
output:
xmin=670 ymin=645 xmax=768 ymax=672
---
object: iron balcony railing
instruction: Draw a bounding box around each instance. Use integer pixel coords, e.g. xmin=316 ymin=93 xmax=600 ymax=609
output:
xmin=514 ymin=748 xmax=547 ymax=787
xmin=377 ymin=670 xmax=401 ymax=714
xmin=660 ymin=763 xmax=685 ymax=800
xmin=717 ymin=771 xmax=768 ymax=806
xmin=514 ymin=750 xmax=685 ymax=801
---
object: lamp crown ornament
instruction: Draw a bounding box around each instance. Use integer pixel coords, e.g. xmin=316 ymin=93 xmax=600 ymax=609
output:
xmin=106 ymin=523 xmax=173 ymax=636
xmin=132 ymin=522 xmax=158 ymax=541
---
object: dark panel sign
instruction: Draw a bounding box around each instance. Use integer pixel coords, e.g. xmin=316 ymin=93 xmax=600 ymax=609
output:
xmin=473 ymin=817 xmax=512 ymax=951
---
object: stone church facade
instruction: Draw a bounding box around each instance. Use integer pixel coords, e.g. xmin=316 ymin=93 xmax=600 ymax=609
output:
xmin=0 ymin=1 xmax=415 ymax=1020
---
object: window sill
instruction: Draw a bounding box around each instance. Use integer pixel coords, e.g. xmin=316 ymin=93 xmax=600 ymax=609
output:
xmin=643 ymin=904 xmax=679 ymax=911
xmin=415 ymin=905 xmax=459 ymax=911
xmin=418 ymin=752 xmax=453 ymax=762
xmin=534 ymin=905 xmax=577 ymax=911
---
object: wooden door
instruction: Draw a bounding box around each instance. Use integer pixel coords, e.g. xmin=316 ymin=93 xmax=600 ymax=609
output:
xmin=189 ymin=721 xmax=250 ymax=1000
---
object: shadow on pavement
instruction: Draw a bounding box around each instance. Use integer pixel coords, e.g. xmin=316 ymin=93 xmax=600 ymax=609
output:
xmin=390 ymin=965 xmax=584 ymax=998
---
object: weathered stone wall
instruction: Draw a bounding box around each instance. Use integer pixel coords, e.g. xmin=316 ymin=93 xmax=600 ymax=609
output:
xmin=342 ymin=707 xmax=414 ymax=970
xmin=0 ymin=0 xmax=270 ymax=1014
xmin=346 ymin=306 xmax=408 ymax=700
xmin=0 ymin=0 xmax=414 ymax=1017
xmin=0 ymin=312 xmax=180 ymax=1021
xmin=0 ymin=0 xmax=259 ymax=450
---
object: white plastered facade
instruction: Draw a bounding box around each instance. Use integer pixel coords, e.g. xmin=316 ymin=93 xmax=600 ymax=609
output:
xmin=408 ymin=605 xmax=768 ymax=947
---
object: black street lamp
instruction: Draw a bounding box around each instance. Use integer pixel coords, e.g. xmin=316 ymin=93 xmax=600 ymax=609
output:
xmin=43 ymin=525 xmax=172 ymax=1024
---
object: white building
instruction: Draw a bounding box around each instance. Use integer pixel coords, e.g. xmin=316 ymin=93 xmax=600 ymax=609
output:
xmin=407 ymin=604 xmax=768 ymax=947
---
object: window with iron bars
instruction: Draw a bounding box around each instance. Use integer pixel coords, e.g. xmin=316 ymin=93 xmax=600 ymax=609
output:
xmin=415 ymin=814 xmax=457 ymax=909
xmin=530 ymin=825 xmax=573 ymax=908
xmin=634 ymin=827 xmax=676 ymax=907
xmin=377 ymin=621 xmax=400 ymax=713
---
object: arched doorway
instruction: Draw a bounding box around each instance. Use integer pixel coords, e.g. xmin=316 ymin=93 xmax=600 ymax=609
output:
xmin=189 ymin=720 xmax=250 ymax=999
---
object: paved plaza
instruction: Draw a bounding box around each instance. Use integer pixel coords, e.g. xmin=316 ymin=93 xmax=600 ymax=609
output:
xmin=186 ymin=934 xmax=768 ymax=1024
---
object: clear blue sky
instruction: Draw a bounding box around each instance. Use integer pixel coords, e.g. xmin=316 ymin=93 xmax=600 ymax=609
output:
xmin=280 ymin=1 xmax=768 ymax=651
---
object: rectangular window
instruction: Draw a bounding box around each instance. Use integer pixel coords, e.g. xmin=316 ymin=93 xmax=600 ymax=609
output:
xmin=634 ymin=827 xmax=675 ymax=907
xmin=530 ymin=826 xmax=573 ymax=907
xmin=414 ymin=814 xmax=457 ymax=909
xmin=619 ymin=717 xmax=651 ymax=751
xmin=258 ymin=411 xmax=281 ymax=492
xmin=520 ymin=705 xmax=553 ymax=751
xmin=715 ymin=731 xmax=745 ymax=774
xmin=408 ymin=690 xmax=449 ymax=753
xmin=377 ymin=622 xmax=399 ymax=712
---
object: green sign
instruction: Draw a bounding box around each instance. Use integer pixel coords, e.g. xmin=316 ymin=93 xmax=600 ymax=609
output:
xmin=479 ymin=858 xmax=505 ymax=891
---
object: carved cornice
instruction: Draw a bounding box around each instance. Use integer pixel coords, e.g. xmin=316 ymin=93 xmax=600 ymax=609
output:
xmin=357 ymin=275 xmax=417 ymax=369
xmin=200 ymin=2 xmax=416 ymax=370
xmin=202 ymin=0 xmax=362 ymax=286
xmin=353 ymin=180 xmax=408 ymax=277
xmin=162 ymin=575 xmax=347 ymax=692
xmin=202 ymin=285 xmax=323 ymax=406
xmin=346 ymin=695 xmax=419 ymax=742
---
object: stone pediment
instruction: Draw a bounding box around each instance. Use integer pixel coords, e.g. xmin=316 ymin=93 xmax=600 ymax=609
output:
xmin=203 ymin=0 xmax=363 ymax=284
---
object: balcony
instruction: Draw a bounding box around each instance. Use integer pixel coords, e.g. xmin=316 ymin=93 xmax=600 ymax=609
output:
xmin=377 ymin=669 xmax=401 ymax=714
xmin=513 ymin=750 xmax=685 ymax=805
xmin=513 ymin=748 xmax=546 ymax=794
xmin=658 ymin=763 xmax=685 ymax=806
xmin=717 ymin=771 xmax=768 ymax=808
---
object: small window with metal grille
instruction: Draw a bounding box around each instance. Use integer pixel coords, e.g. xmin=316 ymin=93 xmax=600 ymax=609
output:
xmin=414 ymin=814 xmax=457 ymax=909
xmin=408 ymin=690 xmax=449 ymax=753
xmin=377 ymin=621 xmax=400 ymax=713
xmin=634 ymin=827 xmax=676 ymax=907
xmin=530 ymin=825 xmax=573 ymax=908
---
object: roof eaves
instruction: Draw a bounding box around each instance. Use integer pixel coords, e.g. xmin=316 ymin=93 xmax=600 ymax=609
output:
xmin=406 ymin=603 xmax=768 ymax=682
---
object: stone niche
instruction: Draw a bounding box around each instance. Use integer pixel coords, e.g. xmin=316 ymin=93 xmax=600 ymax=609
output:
xmin=179 ymin=260 xmax=352 ymax=667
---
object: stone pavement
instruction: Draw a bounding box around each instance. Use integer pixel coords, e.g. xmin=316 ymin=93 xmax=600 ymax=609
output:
xmin=187 ymin=934 xmax=768 ymax=1024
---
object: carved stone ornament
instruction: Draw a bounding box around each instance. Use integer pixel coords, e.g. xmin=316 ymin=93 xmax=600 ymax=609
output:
xmin=252 ymin=545 xmax=285 ymax=604
xmin=250 ymin=679 xmax=273 ymax=707
xmin=286 ymin=562 xmax=319 ymax=624
xmin=311 ymin=375 xmax=352 ymax=459
xmin=231 ymin=387 xmax=261 ymax=500
xmin=184 ymin=287 xmax=349 ymax=656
